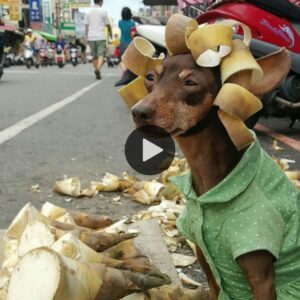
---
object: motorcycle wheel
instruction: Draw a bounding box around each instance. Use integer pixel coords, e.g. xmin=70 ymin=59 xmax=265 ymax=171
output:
xmin=58 ymin=64 xmax=64 ymax=69
xmin=26 ymin=61 xmax=31 ymax=69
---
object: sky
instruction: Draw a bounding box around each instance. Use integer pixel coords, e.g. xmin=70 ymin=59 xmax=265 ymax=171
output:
xmin=102 ymin=0 xmax=145 ymax=26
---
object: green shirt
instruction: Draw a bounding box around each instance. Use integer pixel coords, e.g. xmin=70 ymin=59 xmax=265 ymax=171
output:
xmin=170 ymin=136 xmax=300 ymax=300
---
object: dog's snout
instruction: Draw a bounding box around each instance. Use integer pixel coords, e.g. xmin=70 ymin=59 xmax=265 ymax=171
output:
xmin=132 ymin=105 xmax=154 ymax=124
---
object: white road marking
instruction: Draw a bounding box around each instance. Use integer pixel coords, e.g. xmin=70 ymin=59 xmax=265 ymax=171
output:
xmin=0 ymin=81 xmax=101 ymax=145
xmin=5 ymin=70 xmax=40 ymax=74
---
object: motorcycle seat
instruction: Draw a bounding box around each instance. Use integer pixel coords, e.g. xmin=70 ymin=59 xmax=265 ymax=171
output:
xmin=248 ymin=0 xmax=300 ymax=22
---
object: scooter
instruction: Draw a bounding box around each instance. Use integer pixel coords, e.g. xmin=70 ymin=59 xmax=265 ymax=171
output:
xmin=69 ymin=47 xmax=78 ymax=66
xmin=47 ymin=48 xmax=55 ymax=66
xmin=4 ymin=47 xmax=15 ymax=67
xmin=39 ymin=48 xmax=48 ymax=67
xmin=135 ymin=0 xmax=300 ymax=127
xmin=55 ymin=45 xmax=65 ymax=68
xmin=23 ymin=42 xmax=39 ymax=69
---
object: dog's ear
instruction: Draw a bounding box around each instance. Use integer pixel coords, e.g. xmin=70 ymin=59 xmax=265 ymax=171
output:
xmin=250 ymin=48 xmax=291 ymax=96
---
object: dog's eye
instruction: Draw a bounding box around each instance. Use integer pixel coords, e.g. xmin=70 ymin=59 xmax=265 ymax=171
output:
xmin=185 ymin=79 xmax=198 ymax=86
xmin=146 ymin=74 xmax=155 ymax=81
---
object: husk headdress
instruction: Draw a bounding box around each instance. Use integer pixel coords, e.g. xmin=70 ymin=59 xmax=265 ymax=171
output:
xmin=119 ymin=14 xmax=264 ymax=150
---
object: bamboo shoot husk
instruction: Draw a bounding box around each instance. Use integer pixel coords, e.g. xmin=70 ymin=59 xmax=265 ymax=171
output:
xmin=217 ymin=109 xmax=254 ymax=150
xmin=179 ymin=272 xmax=202 ymax=288
xmin=102 ymin=238 xmax=141 ymax=259
xmin=41 ymin=201 xmax=113 ymax=229
xmin=55 ymin=212 xmax=77 ymax=225
xmin=80 ymin=231 xmax=138 ymax=252
xmin=165 ymin=14 xmax=198 ymax=55
xmin=171 ymin=253 xmax=197 ymax=267
xmin=90 ymin=264 xmax=171 ymax=300
xmin=0 ymin=270 xmax=9 ymax=300
xmin=221 ymin=39 xmax=263 ymax=85
xmin=219 ymin=19 xmax=252 ymax=46
xmin=53 ymin=177 xmax=81 ymax=197
xmin=5 ymin=203 xmax=41 ymax=239
xmin=144 ymin=285 xmax=211 ymax=300
xmin=18 ymin=220 xmax=56 ymax=257
xmin=7 ymin=247 xmax=102 ymax=300
xmin=121 ymin=286 xmax=212 ymax=300
xmin=214 ymin=83 xmax=262 ymax=121
xmin=285 ymin=171 xmax=300 ymax=180
xmin=187 ymin=24 xmax=233 ymax=67
xmin=52 ymin=233 xmax=123 ymax=268
xmin=122 ymin=37 xmax=164 ymax=77
xmin=119 ymin=76 xmax=148 ymax=109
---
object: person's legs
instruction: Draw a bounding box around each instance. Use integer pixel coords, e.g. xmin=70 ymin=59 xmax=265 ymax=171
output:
xmin=96 ymin=40 xmax=106 ymax=70
xmin=89 ymin=41 xmax=101 ymax=79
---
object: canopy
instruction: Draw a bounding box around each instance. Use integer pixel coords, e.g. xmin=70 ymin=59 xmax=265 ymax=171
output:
xmin=35 ymin=31 xmax=57 ymax=42
xmin=143 ymin=0 xmax=178 ymax=5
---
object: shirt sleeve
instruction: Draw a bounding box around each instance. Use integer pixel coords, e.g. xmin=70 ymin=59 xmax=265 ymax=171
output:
xmin=222 ymin=201 xmax=285 ymax=260
xmin=104 ymin=11 xmax=109 ymax=25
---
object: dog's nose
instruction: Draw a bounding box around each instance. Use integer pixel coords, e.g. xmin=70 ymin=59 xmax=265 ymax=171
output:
xmin=132 ymin=105 xmax=154 ymax=123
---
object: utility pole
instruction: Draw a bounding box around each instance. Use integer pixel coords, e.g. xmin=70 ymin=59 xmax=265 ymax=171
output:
xmin=54 ymin=0 xmax=62 ymax=34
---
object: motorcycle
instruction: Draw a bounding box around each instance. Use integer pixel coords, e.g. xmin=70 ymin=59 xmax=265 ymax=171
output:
xmin=39 ymin=48 xmax=48 ymax=67
xmin=4 ymin=47 xmax=15 ymax=67
xmin=55 ymin=45 xmax=65 ymax=68
xmin=23 ymin=42 xmax=39 ymax=69
xmin=135 ymin=0 xmax=300 ymax=127
xmin=69 ymin=47 xmax=78 ymax=66
xmin=47 ymin=48 xmax=55 ymax=66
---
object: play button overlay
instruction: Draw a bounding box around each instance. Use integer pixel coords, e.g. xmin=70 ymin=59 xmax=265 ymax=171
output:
xmin=125 ymin=125 xmax=175 ymax=175
xmin=143 ymin=139 xmax=163 ymax=162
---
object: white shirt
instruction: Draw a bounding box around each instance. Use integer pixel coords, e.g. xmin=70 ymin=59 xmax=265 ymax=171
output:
xmin=84 ymin=5 xmax=109 ymax=41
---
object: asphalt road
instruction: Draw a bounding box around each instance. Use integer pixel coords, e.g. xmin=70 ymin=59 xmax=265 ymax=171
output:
xmin=0 ymin=64 xmax=299 ymax=228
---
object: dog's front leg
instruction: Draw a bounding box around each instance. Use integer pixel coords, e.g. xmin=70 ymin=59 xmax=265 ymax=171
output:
xmin=196 ymin=246 xmax=219 ymax=300
xmin=237 ymin=250 xmax=276 ymax=300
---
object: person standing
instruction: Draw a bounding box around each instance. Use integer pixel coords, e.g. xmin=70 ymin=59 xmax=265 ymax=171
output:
xmin=84 ymin=0 xmax=112 ymax=80
xmin=114 ymin=7 xmax=136 ymax=86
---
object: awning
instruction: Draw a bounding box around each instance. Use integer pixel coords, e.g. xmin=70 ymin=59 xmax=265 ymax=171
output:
xmin=143 ymin=0 xmax=178 ymax=5
xmin=35 ymin=31 xmax=57 ymax=42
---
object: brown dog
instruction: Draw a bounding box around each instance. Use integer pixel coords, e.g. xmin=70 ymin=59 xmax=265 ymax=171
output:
xmin=131 ymin=50 xmax=298 ymax=300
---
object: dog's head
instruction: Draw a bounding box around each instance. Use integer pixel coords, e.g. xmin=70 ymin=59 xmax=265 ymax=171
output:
xmin=131 ymin=49 xmax=290 ymax=136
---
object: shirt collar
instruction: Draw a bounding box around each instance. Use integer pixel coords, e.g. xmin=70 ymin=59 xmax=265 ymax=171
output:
xmin=169 ymin=132 xmax=262 ymax=204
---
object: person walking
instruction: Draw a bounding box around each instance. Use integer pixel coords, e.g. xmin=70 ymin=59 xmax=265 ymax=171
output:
xmin=115 ymin=7 xmax=136 ymax=86
xmin=84 ymin=0 xmax=112 ymax=80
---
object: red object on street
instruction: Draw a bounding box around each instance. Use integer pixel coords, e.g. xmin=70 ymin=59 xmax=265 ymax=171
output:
xmin=114 ymin=47 xmax=121 ymax=58
xmin=197 ymin=2 xmax=300 ymax=53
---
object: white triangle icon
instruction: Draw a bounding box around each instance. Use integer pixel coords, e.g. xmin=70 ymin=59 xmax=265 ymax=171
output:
xmin=143 ymin=139 xmax=163 ymax=162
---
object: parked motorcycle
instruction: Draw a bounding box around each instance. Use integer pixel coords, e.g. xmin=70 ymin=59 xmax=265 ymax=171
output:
xmin=135 ymin=0 xmax=300 ymax=127
xmin=55 ymin=45 xmax=65 ymax=68
xmin=69 ymin=47 xmax=78 ymax=66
